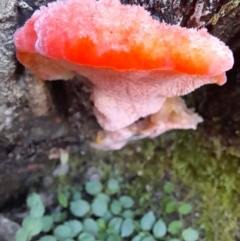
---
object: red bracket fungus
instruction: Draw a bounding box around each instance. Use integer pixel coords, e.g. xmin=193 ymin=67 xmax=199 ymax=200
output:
xmin=14 ymin=0 xmax=234 ymax=150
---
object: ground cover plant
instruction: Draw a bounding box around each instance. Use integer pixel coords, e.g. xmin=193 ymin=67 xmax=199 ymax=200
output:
xmin=125 ymin=130 xmax=240 ymax=241
xmin=15 ymin=175 xmax=198 ymax=241
xmin=14 ymin=125 xmax=240 ymax=241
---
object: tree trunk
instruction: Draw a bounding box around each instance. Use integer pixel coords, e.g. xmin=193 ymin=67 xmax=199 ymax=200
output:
xmin=0 ymin=0 xmax=239 ymax=206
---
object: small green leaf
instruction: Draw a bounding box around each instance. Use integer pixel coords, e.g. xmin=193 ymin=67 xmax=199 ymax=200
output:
xmin=30 ymin=203 xmax=45 ymax=218
xmin=85 ymin=181 xmax=103 ymax=196
xmin=163 ymin=182 xmax=174 ymax=193
xmin=92 ymin=197 xmax=108 ymax=217
xmin=70 ymin=200 xmax=90 ymax=217
xmin=165 ymin=201 xmax=177 ymax=213
xmin=152 ymin=219 xmax=167 ymax=238
xmin=120 ymin=196 xmax=134 ymax=208
xmin=182 ymin=228 xmax=199 ymax=241
xmin=108 ymin=217 xmax=123 ymax=234
xmin=142 ymin=237 xmax=156 ymax=241
xmin=27 ymin=193 xmax=42 ymax=208
xmin=72 ymin=191 xmax=82 ymax=201
xmin=39 ymin=236 xmax=57 ymax=241
xmin=122 ymin=210 xmax=134 ymax=218
xmin=140 ymin=211 xmax=156 ymax=231
xmin=52 ymin=211 xmax=67 ymax=223
xmin=83 ymin=218 xmax=99 ymax=234
xmin=58 ymin=192 xmax=68 ymax=208
xmin=110 ymin=200 xmax=122 ymax=215
xmin=107 ymin=234 xmax=121 ymax=241
xmin=97 ymin=232 xmax=108 ymax=241
xmin=54 ymin=225 xmax=72 ymax=240
xmin=178 ymin=203 xmax=192 ymax=215
xmin=107 ymin=179 xmax=120 ymax=193
xmin=78 ymin=232 xmax=95 ymax=241
xmin=22 ymin=216 xmax=42 ymax=237
xmin=64 ymin=190 xmax=71 ymax=199
xmin=96 ymin=218 xmax=106 ymax=229
xmin=15 ymin=227 xmax=28 ymax=241
xmin=96 ymin=193 xmax=110 ymax=203
xmin=121 ymin=218 xmax=135 ymax=238
xmin=102 ymin=211 xmax=113 ymax=222
xmin=169 ymin=239 xmax=181 ymax=241
xmin=131 ymin=233 xmax=145 ymax=241
xmin=27 ymin=194 xmax=45 ymax=218
xmin=168 ymin=220 xmax=183 ymax=235
xmin=64 ymin=220 xmax=83 ymax=237
xmin=41 ymin=216 xmax=53 ymax=232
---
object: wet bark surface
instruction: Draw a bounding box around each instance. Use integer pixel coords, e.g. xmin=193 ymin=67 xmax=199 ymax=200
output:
xmin=0 ymin=0 xmax=240 ymax=208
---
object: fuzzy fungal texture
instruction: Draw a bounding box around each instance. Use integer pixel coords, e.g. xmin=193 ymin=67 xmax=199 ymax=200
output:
xmin=14 ymin=0 xmax=234 ymax=150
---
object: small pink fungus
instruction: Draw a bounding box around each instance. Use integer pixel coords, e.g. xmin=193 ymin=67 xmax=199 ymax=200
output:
xmin=13 ymin=0 xmax=234 ymax=150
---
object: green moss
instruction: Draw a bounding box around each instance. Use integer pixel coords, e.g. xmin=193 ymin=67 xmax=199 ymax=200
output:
xmin=131 ymin=130 xmax=240 ymax=241
xmin=52 ymin=125 xmax=240 ymax=241
xmin=96 ymin=127 xmax=240 ymax=241
xmin=172 ymin=132 xmax=240 ymax=241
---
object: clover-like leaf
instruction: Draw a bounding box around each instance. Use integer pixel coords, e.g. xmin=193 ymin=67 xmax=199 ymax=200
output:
xmin=22 ymin=216 xmax=42 ymax=237
xmin=168 ymin=220 xmax=183 ymax=235
xmin=39 ymin=236 xmax=57 ymax=241
xmin=131 ymin=233 xmax=145 ymax=241
xmin=65 ymin=220 xmax=83 ymax=237
xmin=102 ymin=211 xmax=113 ymax=222
xmin=15 ymin=227 xmax=28 ymax=241
xmin=51 ymin=211 xmax=67 ymax=223
xmin=41 ymin=216 xmax=53 ymax=232
xmin=140 ymin=211 xmax=156 ymax=231
xmin=30 ymin=203 xmax=45 ymax=218
xmin=142 ymin=237 xmax=156 ymax=241
xmin=72 ymin=191 xmax=82 ymax=201
xmin=78 ymin=232 xmax=95 ymax=241
xmin=27 ymin=193 xmax=45 ymax=218
xmin=182 ymin=228 xmax=199 ymax=241
xmin=120 ymin=196 xmax=134 ymax=208
xmin=70 ymin=200 xmax=90 ymax=217
xmin=85 ymin=181 xmax=103 ymax=196
xmin=122 ymin=210 xmax=134 ymax=218
xmin=83 ymin=218 xmax=99 ymax=234
xmin=121 ymin=218 xmax=135 ymax=238
xmin=92 ymin=197 xmax=108 ymax=217
xmin=27 ymin=193 xmax=42 ymax=208
xmin=58 ymin=192 xmax=68 ymax=208
xmin=152 ymin=219 xmax=167 ymax=238
xmin=165 ymin=201 xmax=177 ymax=213
xmin=108 ymin=217 xmax=123 ymax=234
xmin=107 ymin=234 xmax=121 ymax=241
xmin=178 ymin=203 xmax=192 ymax=215
xmin=163 ymin=182 xmax=174 ymax=193
xmin=107 ymin=179 xmax=120 ymax=193
xmin=54 ymin=224 xmax=72 ymax=240
xmin=96 ymin=193 xmax=110 ymax=203
xmin=96 ymin=218 xmax=106 ymax=230
xmin=110 ymin=200 xmax=122 ymax=215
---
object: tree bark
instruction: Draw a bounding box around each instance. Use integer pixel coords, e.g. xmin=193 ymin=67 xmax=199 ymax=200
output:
xmin=0 ymin=0 xmax=240 ymax=207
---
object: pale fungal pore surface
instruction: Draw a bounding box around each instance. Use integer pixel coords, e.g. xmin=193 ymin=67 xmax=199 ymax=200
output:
xmin=13 ymin=0 xmax=234 ymax=150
